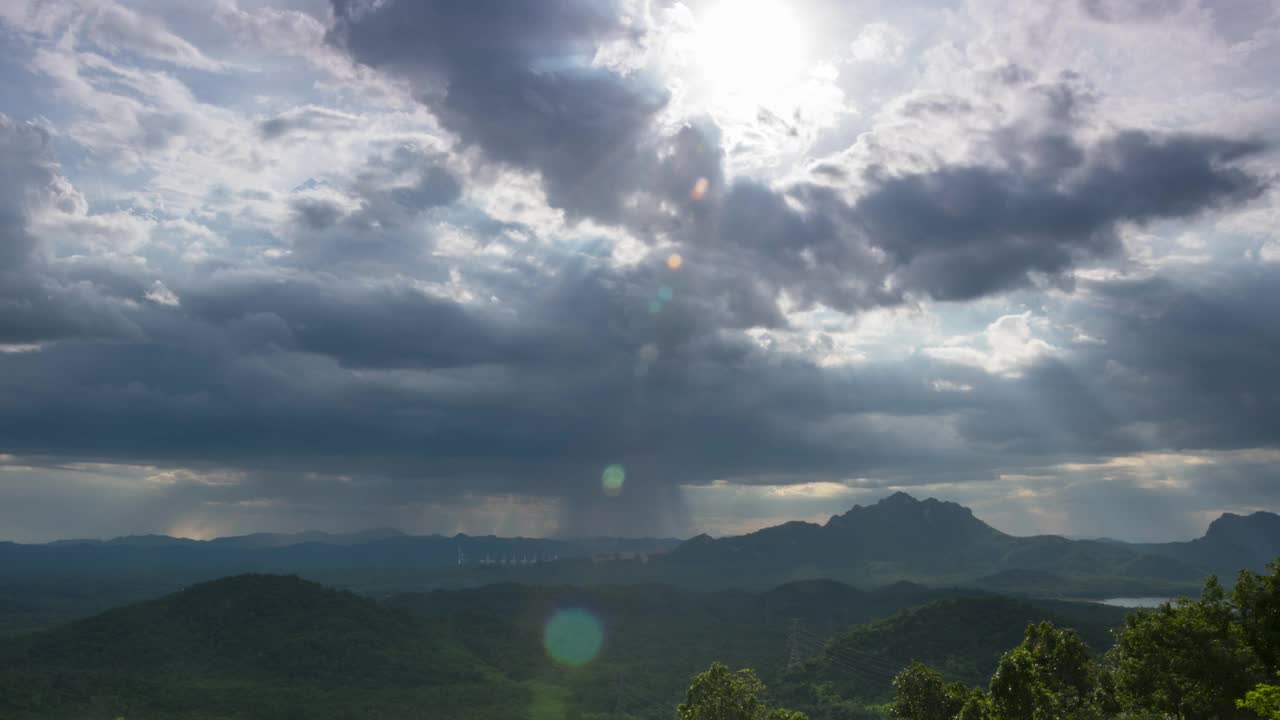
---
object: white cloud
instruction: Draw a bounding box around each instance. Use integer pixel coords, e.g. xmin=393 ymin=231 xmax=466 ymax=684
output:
xmin=848 ymin=22 xmax=906 ymax=64
xmin=144 ymin=280 xmax=179 ymax=306
xmin=930 ymin=379 xmax=974 ymax=393
xmin=924 ymin=312 xmax=1057 ymax=377
xmin=0 ymin=0 xmax=223 ymax=70
xmin=1261 ymin=240 xmax=1280 ymax=262
xmin=84 ymin=1 xmax=224 ymax=71
xmin=0 ymin=344 xmax=43 ymax=354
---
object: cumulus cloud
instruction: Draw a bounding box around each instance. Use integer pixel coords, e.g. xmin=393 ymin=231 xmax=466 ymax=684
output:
xmin=848 ymin=22 xmax=906 ymax=64
xmin=925 ymin=313 xmax=1058 ymax=378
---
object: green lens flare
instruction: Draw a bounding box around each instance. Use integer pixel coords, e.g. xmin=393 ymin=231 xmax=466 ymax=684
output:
xmin=543 ymin=608 xmax=604 ymax=666
xmin=602 ymin=464 xmax=625 ymax=496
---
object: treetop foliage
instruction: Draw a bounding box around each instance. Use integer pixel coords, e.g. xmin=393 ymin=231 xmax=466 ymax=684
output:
xmin=676 ymin=662 xmax=808 ymax=720
xmin=889 ymin=560 xmax=1280 ymax=720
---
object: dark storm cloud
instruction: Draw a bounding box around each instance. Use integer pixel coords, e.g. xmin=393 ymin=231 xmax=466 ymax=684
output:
xmin=596 ymin=73 xmax=1268 ymax=321
xmin=328 ymin=0 xmax=671 ymax=222
xmin=5 ymin=88 xmax=1271 ymax=518
xmin=0 ymin=274 xmax=148 ymax=344
xmin=284 ymin=142 xmax=463 ymax=267
xmin=655 ymin=119 xmax=1265 ymax=323
xmin=1068 ymin=268 xmax=1280 ymax=451
xmin=181 ymin=271 xmax=517 ymax=369
xmin=939 ymin=265 xmax=1280 ymax=465
xmin=683 ymin=180 xmax=897 ymax=321
xmin=2 ymin=205 xmax=1276 ymax=537
xmin=852 ymin=130 xmax=1266 ymax=301
xmin=0 ymin=237 xmax=996 ymax=497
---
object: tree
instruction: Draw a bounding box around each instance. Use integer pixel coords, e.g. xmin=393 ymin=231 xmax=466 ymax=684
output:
xmin=676 ymin=662 xmax=808 ymax=720
xmin=1238 ymin=674 xmax=1280 ymax=720
xmin=1233 ymin=561 xmax=1280 ymax=672
xmin=1108 ymin=576 xmax=1261 ymax=719
xmin=988 ymin=622 xmax=1101 ymax=720
xmin=955 ymin=689 xmax=993 ymax=720
xmin=888 ymin=661 xmax=966 ymax=720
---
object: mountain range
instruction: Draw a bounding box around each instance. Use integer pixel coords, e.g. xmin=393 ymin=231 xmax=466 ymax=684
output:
xmin=666 ymin=492 xmax=1280 ymax=591
xmin=2 ymin=493 xmax=1277 ymax=600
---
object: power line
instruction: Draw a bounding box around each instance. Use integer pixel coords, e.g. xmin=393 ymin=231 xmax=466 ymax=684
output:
xmin=784 ymin=622 xmax=906 ymax=690
xmin=817 ymin=647 xmax=904 ymax=676
xmin=821 ymin=652 xmax=901 ymax=679
xmin=795 ymin=627 xmax=903 ymax=666
xmin=803 ymin=642 xmax=901 ymax=675
xmin=793 ymin=628 xmax=907 ymax=679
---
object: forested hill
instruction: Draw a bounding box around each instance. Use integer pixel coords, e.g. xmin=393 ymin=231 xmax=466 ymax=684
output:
xmin=0 ymin=573 xmax=1130 ymax=720
xmin=782 ymin=595 xmax=1126 ymax=703
xmin=0 ymin=575 xmax=525 ymax=719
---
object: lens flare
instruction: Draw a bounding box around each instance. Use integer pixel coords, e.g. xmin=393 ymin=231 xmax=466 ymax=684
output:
xmin=657 ymin=286 xmax=674 ymax=302
xmin=602 ymin=464 xmax=625 ymax=496
xmin=690 ymin=177 xmax=709 ymax=201
xmin=667 ymin=253 xmax=683 ymax=270
xmin=543 ymin=608 xmax=604 ymax=666
xmin=648 ymin=299 xmax=663 ymax=315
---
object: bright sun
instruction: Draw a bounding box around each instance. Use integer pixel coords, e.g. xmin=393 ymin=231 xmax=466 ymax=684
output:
xmin=693 ymin=0 xmax=809 ymax=109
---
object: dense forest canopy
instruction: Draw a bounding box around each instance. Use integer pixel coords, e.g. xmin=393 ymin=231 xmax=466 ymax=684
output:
xmin=0 ymin=560 xmax=1276 ymax=719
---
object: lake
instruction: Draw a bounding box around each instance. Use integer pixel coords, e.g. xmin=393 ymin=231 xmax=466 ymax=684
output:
xmin=1098 ymin=597 xmax=1170 ymax=608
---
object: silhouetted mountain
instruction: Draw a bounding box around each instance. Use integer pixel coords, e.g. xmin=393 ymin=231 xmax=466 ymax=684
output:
xmin=106 ymin=534 xmax=201 ymax=547
xmin=664 ymin=493 xmax=1279 ymax=593
xmin=823 ymin=492 xmax=1007 ymax=565
xmin=2 ymin=495 xmax=1275 ymax=599
xmin=0 ymin=531 xmax=681 ymax=582
xmin=667 ymin=493 xmax=1008 ymax=579
xmin=1138 ymin=511 xmax=1280 ymax=575
xmin=208 ymin=528 xmax=408 ymax=548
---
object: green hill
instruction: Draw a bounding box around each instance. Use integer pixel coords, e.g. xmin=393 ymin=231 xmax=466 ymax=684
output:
xmin=793 ymin=595 xmax=1127 ymax=702
xmin=0 ymin=575 xmax=524 ymax=720
xmin=0 ymin=573 xmax=1134 ymax=720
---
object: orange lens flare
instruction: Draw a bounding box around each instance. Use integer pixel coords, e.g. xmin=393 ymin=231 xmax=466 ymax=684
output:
xmin=690 ymin=177 xmax=709 ymax=201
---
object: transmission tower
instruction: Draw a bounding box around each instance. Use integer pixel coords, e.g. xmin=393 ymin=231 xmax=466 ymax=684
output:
xmin=787 ymin=618 xmax=802 ymax=671
xmin=614 ymin=670 xmax=625 ymax=717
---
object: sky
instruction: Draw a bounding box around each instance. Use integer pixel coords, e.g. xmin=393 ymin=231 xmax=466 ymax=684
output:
xmin=0 ymin=0 xmax=1278 ymax=543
